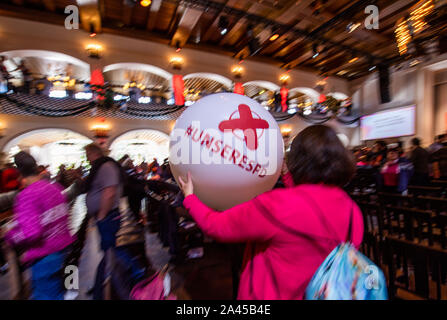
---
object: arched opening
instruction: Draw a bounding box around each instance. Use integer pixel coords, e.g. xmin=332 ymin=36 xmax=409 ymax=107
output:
xmin=287 ymin=88 xmax=318 ymax=113
xmin=288 ymin=87 xmax=320 ymax=103
xmin=103 ymin=63 xmax=172 ymax=101
xmin=243 ymin=81 xmax=280 ymax=108
xmin=0 ymin=50 xmax=90 ymax=95
xmin=109 ymin=129 xmax=170 ymax=165
xmin=183 ymin=73 xmax=232 ymax=104
xmin=3 ymin=128 xmax=93 ymax=175
xmin=327 ymin=92 xmax=349 ymax=100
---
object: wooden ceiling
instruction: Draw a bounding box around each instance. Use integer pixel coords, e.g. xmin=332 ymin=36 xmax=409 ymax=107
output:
xmin=1 ymin=0 xmax=446 ymax=80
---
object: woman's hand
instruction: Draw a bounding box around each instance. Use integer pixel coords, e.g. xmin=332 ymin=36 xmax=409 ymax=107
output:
xmin=178 ymin=172 xmax=194 ymax=197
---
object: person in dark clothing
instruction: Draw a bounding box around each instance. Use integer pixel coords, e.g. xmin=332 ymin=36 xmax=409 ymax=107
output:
xmin=368 ymin=140 xmax=387 ymax=168
xmin=409 ymin=137 xmax=430 ymax=186
xmin=18 ymin=61 xmax=32 ymax=94
xmin=120 ymin=156 xmax=146 ymax=223
xmin=428 ymin=134 xmax=445 ymax=154
xmin=56 ymin=164 xmax=71 ymax=189
xmin=81 ymin=143 xmax=124 ymax=299
xmin=0 ymin=56 xmax=12 ymax=92
xmin=431 ymin=138 xmax=447 ymax=180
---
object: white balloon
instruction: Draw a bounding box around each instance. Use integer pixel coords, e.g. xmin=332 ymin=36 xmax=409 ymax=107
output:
xmin=170 ymin=93 xmax=284 ymax=210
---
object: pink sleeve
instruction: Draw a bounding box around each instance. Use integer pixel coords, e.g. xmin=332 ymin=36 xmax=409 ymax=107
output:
xmin=282 ymin=172 xmax=295 ymax=188
xmin=5 ymin=192 xmax=43 ymax=246
xmin=183 ymin=194 xmax=276 ymax=243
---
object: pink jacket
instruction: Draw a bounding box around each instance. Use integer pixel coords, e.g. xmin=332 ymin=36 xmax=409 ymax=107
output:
xmin=183 ymin=174 xmax=363 ymax=300
xmin=5 ymin=180 xmax=75 ymax=264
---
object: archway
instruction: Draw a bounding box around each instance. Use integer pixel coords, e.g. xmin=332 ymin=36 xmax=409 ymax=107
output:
xmin=103 ymin=63 xmax=172 ymax=100
xmin=243 ymin=81 xmax=280 ymax=108
xmin=3 ymin=128 xmax=93 ymax=175
xmin=0 ymin=49 xmax=91 ymax=97
xmin=327 ymin=92 xmax=349 ymax=100
xmin=183 ymin=73 xmax=233 ymax=104
xmin=109 ymin=129 xmax=170 ymax=165
xmin=288 ymin=87 xmax=320 ymax=103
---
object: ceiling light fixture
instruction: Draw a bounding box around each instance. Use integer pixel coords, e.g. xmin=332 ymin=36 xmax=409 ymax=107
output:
xmin=140 ymin=0 xmax=151 ymax=7
xmin=346 ymin=22 xmax=361 ymax=33
xmin=312 ymin=44 xmax=319 ymax=58
xmin=269 ymin=33 xmax=279 ymax=41
xmin=218 ymin=16 xmax=229 ymax=35
xmin=269 ymin=25 xmax=280 ymax=41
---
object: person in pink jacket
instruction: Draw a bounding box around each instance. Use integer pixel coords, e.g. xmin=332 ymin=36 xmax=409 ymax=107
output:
xmin=4 ymin=151 xmax=74 ymax=300
xmin=178 ymin=125 xmax=364 ymax=300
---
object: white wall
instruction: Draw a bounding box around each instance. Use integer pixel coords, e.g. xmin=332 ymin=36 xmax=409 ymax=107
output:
xmin=350 ymin=53 xmax=447 ymax=148
xmin=435 ymin=70 xmax=447 ymax=136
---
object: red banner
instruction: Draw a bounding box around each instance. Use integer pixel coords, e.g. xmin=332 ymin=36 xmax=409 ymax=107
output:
xmin=318 ymin=93 xmax=327 ymax=104
xmin=173 ymin=74 xmax=185 ymax=106
xmin=90 ymin=69 xmax=105 ymax=101
xmin=234 ymin=82 xmax=244 ymax=95
xmin=280 ymin=87 xmax=289 ymax=113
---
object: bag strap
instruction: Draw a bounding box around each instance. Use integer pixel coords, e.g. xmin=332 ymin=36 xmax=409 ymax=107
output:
xmin=299 ymin=189 xmax=354 ymax=244
xmin=346 ymin=205 xmax=354 ymax=243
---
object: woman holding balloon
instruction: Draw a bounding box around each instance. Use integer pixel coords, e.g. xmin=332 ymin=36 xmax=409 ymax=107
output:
xmin=178 ymin=125 xmax=363 ymax=300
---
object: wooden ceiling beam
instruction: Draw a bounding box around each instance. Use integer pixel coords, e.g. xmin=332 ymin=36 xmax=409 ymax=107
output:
xmin=272 ymin=0 xmax=382 ymax=64
xmin=0 ymin=3 xmax=64 ymax=24
xmin=218 ymin=2 xmax=259 ymax=47
xmin=170 ymin=6 xmax=203 ymax=48
xmin=324 ymin=57 xmax=367 ymax=76
xmin=42 ymin=0 xmax=56 ymax=12
xmin=261 ymin=0 xmax=318 ymax=56
xmin=76 ymin=0 xmax=102 ymax=33
xmin=167 ymin=3 xmax=184 ymax=36
xmin=146 ymin=0 xmax=163 ymax=31
xmin=234 ymin=0 xmax=310 ymax=59
xmin=201 ymin=0 xmax=236 ymax=42
xmin=285 ymin=50 xmax=315 ymax=70
xmin=121 ymin=2 xmax=134 ymax=27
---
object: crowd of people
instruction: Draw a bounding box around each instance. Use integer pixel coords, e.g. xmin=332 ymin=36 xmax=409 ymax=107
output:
xmin=0 ymin=143 xmax=182 ymax=299
xmin=351 ymin=134 xmax=447 ymax=194
xmin=0 ymin=126 xmax=446 ymax=300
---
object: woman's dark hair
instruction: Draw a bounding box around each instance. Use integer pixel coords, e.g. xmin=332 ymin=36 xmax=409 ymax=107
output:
xmin=287 ymin=125 xmax=355 ymax=187
xmin=14 ymin=151 xmax=38 ymax=177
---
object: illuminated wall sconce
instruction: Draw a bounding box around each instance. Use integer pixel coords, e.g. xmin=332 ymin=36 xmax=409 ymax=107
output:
xmin=91 ymin=119 xmax=110 ymax=138
xmin=169 ymin=55 xmax=184 ymax=70
xmin=86 ymin=43 xmax=103 ymax=59
xmin=231 ymin=65 xmax=244 ymax=79
xmin=280 ymin=126 xmax=292 ymax=138
xmin=279 ymin=73 xmax=291 ymax=86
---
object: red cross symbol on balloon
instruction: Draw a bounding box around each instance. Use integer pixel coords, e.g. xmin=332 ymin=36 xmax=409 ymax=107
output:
xmin=218 ymin=104 xmax=269 ymax=151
